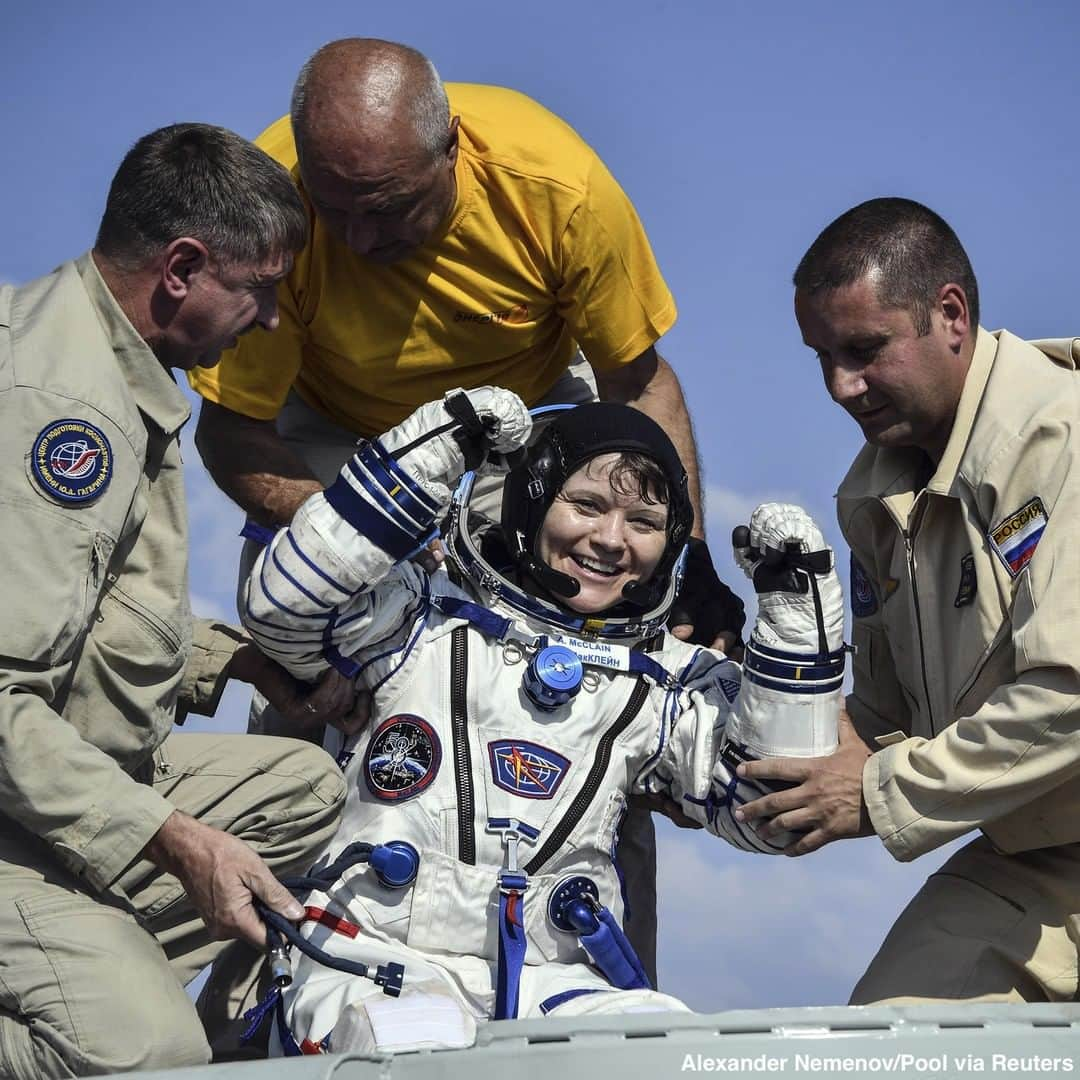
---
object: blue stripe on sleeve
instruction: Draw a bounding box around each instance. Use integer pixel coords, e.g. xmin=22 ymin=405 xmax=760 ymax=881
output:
xmin=287 ymin=532 xmax=353 ymax=597
xmin=270 ymin=545 xmax=334 ymax=611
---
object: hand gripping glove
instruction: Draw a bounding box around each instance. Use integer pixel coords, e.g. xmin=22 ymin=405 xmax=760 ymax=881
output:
xmin=724 ymin=503 xmax=844 ymax=761
xmin=323 ymin=386 xmax=531 ymax=563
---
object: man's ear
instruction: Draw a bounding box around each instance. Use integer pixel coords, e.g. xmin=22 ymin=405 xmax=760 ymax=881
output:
xmin=445 ymin=115 xmax=461 ymax=169
xmin=938 ymin=282 xmax=971 ymax=348
xmin=161 ymin=237 xmax=209 ymax=300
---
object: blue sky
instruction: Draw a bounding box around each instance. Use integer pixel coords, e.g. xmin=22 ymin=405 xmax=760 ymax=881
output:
xmin=5 ymin=1 xmax=1080 ymax=1011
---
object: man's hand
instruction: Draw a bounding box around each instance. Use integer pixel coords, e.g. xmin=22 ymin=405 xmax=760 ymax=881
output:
xmin=733 ymin=710 xmax=874 ymax=854
xmin=412 ymin=538 xmax=447 ymax=574
xmin=229 ymin=643 xmax=368 ymax=737
xmin=143 ymin=811 xmax=304 ymax=947
xmin=668 ymin=537 xmax=746 ymax=654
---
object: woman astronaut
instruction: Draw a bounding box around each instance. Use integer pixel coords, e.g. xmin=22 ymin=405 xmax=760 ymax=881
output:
xmin=241 ymin=387 xmax=845 ymax=1055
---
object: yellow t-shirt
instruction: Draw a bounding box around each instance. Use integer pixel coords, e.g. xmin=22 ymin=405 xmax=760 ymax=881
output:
xmin=188 ymin=83 xmax=676 ymax=438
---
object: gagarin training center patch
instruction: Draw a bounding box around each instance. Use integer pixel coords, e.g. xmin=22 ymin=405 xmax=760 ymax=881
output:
xmin=31 ymin=419 xmax=112 ymax=505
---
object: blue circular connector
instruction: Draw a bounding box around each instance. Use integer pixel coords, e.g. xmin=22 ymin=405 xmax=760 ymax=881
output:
xmin=369 ymin=841 xmax=420 ymax=888
xmin=548 ymin=874 xmax=601 ymax=933
xmin=523 ymin=645 xmax=584 ymax=710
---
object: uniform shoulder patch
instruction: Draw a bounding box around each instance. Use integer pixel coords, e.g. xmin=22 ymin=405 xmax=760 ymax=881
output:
xmin=989 ymin=497 xmax=1047 ymax=577
xmin=364 ymin=714 xmax=441 ymax=802
xmin=850 ymin=554 xmax=878 ymax=618
xmin=488 ymin=739 xmax=570 ymax=800
xmin=31 ymin=419 xmax=113 ymax=505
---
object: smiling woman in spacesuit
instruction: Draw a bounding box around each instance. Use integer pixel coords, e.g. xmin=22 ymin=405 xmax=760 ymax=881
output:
xmin=240 ymin=388 xmax=845 ymax=1056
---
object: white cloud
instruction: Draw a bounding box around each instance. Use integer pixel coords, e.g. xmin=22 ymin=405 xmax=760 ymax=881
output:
xmin=655 ymin=820 xmax=963 ymax=1010
xmin=189 ymin=590 xmax=231 ymax=623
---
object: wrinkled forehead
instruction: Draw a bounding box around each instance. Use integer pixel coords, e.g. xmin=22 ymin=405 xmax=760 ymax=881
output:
xmin=212 ymin=248 xmax=294 ymax=285
xmin=301 ymin=110 xmax=433 ymax=188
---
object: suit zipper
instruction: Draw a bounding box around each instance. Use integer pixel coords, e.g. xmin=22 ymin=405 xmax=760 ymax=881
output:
xmin=451 ymin=625 xmax=476 ymax=864
xmin=902 ymin=522 xmax=935 ymax=732
xmin=525 ymin=677 xmax=649 ymax=875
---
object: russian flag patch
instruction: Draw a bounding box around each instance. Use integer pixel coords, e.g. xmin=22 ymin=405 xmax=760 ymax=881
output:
xmin=989 ymin=497 xmax=1047 ymax=577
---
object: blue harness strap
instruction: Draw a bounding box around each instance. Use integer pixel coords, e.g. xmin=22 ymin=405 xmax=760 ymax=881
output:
xmin=538 ymin=987 xmax=608 ymax=1015
xmin=241 ymin=985 xmax=282 ymax=1045
xmin=241 ymin=986 xmax=305 ymax=1057
xmin=495 ymin=870 xmax=529 ymax=1020
xmin=431 ymin=595 xmax=514 ymax=640
xmin=628 ymin=651 xmax=675 ymax=687
xmin=431 ymin=595 xmax=677 ymax=688
xmin=487 ymin=817 xmax=539 ymax=1020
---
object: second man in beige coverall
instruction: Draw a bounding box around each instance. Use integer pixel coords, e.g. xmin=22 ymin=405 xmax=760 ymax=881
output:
xmin=740 ymin=197 xmax=1080 ymax=1004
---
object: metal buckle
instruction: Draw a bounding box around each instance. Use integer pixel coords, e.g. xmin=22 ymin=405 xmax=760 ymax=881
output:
xmin=486 ymin=817 xmax=540 ymax=890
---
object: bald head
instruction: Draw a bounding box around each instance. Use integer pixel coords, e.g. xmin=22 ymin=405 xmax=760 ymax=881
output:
xmin=289 ymin=39 xmax=460 ymax=264
xmin=292 ymin=38 xmax=450 ymax=170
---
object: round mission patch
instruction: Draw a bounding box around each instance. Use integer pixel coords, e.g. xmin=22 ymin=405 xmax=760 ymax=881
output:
xmin=32 ymin=419 xmax=112 ymax=505
xmin=364 ymin=714 xmax=442 ymax=802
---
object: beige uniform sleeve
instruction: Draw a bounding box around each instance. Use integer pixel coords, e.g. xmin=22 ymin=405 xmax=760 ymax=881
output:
xmin=174 ymin=619 xmax=249 ymax=722
xmin=864 ymin=418 xmax=1080 ymax=861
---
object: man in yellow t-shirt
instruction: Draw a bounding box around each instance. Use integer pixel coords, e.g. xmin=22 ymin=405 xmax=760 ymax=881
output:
xmin=189 ymin=37 xmax=743 ymax=984
xmin=191 ymin=37 xmax=742 ymax=652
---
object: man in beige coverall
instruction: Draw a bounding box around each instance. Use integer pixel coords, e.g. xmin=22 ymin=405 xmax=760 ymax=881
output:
xmin=0 ymin=124 xmax=350 ymax=1077
xmin=739 ymin=197 xmax=1080 ymax=1003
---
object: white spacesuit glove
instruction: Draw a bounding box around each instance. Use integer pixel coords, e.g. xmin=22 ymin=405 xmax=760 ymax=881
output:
xmin=733 ymin=502 xmax=844 ymax=655
xmin=322 ymin=387 xmax=531 ymax=564
xmin=380 ymin=386 xmax=533 ymax=488
xmin=725 ymin=502 xmax=844 ymax=763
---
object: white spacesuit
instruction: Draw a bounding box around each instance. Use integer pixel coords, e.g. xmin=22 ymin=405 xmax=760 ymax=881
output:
xmin=240 ymin=388 xmax=845 ymax=1056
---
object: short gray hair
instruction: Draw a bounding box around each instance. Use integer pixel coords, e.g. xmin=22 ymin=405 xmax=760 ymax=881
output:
xmin=95 ymin=123 xmax=307 ymax=270
xmin=291 ymin=39 xmax=450 ymax=163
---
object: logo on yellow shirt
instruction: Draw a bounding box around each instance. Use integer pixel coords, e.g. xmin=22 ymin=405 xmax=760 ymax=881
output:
xmin=454 ymin=304 xmax=529 ymax=326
